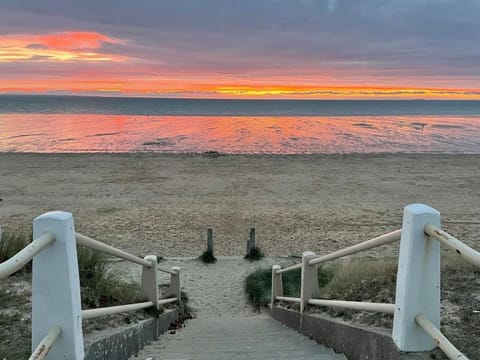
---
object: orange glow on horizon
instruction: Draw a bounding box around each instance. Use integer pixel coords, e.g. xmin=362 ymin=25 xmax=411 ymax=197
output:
xmin=1 ymin=31 xmax=479 ymax=99
xmin=1 ymin=79 xmax=479 ymax=99
xmin=214 ymin=85 xmax=480 ymax=99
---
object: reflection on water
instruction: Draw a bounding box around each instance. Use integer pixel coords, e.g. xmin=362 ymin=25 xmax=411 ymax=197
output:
xmin=0 ymin=114 xmax=479 ymax=153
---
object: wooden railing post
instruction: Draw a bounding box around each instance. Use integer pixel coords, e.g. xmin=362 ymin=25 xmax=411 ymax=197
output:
xmin=141 ymin=255 xmax=159 ymax=309
xmin=300 ymin=251 xmax=319 ymax=313
xmin=168 ymin=266 xmax=181 ymax=304
xmin=271 ymin=265 xmax=283 ymax=307
xmin=32 ymin=211 xmax=84 ymax=359
xmin=393 ymin=204 xmax=441 ymax=351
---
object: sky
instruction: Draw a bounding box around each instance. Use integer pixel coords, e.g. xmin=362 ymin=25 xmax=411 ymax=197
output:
xmin=0 ymin=0 xmax=479 ymax=99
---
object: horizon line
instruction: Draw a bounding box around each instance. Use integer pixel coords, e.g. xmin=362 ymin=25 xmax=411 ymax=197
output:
xmin=1 ymin=93 xmax=480 ymax=102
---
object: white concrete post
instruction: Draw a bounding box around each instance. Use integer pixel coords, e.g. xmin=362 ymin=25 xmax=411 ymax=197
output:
xmin=393 ymin=204 xmax=441 ymax=351
xmin=168 ymin=266 xmax=181 ymax=304
xmin=271 ymin=265 xmax=283 ymax=307
xmin=141 ymin=255 xmax=159 ymax=309
xmin=32 ymin=211 xmax=84 ymax=359
xmin=300 ymin=251 xmax=319 ymax=313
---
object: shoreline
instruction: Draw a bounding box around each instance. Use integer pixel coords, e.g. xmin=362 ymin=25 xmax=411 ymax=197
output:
xmin=2 ymin=151 xmax=480 ymax=157
xmin=0 ymin=153 xmax=478 ymax=257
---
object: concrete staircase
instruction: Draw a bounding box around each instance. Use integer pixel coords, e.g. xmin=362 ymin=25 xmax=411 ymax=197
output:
xmin=131 ymin=316 xmax=346 ymax=360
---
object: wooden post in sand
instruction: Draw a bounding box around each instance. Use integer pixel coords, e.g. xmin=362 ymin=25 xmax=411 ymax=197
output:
xmin=207 ymin=228 xmax=214 ymax=255
xmin=246 ymin=228 xmax=255 ymax=255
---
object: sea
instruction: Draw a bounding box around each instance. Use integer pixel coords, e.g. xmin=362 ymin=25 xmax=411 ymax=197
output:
xmin=0 ymin=95 xmax=479 ymax=154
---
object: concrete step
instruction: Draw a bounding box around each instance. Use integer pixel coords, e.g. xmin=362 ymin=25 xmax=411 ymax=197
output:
xmin=131 ymin=316 xmax=347 ymax=360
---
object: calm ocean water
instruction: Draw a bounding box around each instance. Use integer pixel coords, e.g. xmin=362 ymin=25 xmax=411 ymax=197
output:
xmin=0 ymin=95 xmax=479 ymax=154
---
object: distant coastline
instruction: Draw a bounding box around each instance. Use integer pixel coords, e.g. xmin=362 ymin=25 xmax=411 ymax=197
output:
xmin=1 ymin=94 xmax=480 ymax=116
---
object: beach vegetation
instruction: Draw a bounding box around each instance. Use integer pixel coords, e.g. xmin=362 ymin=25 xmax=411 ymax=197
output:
xmin=246 ymin=254 xmax=480 ymax=358
xmin=244 ymin=246 xmax=265 ymax=261
xmin=245 ymin=266 xmax=334 ymax=310
xmin=77 ymin=247 xmax=141 ymax=308
xmin=0 ymin=226 xmax=141 ymax=307
xmin=314 ymin=258 xmax=397 ymax=328
xmin=199 ymin=249 xmax=217 ymax=264
xmin=0 ymin=227 xmax=33 ymax=274
xmin=0 ymin=228 xmax=178 ymax=358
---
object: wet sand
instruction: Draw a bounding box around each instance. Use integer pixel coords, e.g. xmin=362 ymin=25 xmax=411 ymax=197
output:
xmin=0 ymin=153 xmax=478 ymax=257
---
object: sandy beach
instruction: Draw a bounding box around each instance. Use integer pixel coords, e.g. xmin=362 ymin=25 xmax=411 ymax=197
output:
xmin=0 ymin=153 xmax=478 ymax=257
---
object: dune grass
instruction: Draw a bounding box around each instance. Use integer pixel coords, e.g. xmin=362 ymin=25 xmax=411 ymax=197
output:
xmin=439 ymin=255 xmax=480 ymax=358
xmin=77 ymin=247 xmax=142 ymax=309
xmin=0 ymin=227 xmax=160 ymax=358
xmin=245 ymin=254 xmax=480 ymax=358
xmin=0 ymin=228 xmax=33 ymax=274
xmin=316 ymin=258 xmax=398 ymax=327
xmin=245 ymin=265 xmax=334 ymax=310
xmin=0 ymin=225 xmax=142 ymax=307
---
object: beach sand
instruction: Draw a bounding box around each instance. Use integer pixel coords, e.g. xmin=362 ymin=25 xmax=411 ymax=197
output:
xmin=114 ymin=256 xmax=298 ymax=318
xmin=0 ymin=153 xmax=478 ymax=257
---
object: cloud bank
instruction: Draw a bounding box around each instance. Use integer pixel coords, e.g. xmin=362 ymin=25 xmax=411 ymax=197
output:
xmin=0 ymin=0 xmax=479 ymax=98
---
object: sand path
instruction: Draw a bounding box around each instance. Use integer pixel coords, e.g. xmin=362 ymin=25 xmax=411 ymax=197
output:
xmin=115 ymin=256 xmax=296 ymax=318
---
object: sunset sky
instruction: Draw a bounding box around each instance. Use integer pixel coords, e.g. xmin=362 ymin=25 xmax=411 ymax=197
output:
xmin=0 ymin=0 xmax=479 ymax=99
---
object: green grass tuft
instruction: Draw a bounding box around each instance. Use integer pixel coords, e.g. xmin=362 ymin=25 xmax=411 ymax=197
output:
xmin=0 ymin=228 xmax=142 ymax=307
xmin=198 ymin=249 xmax=217 ymax=264
xmin=0 ymin=227 xmax=33 ymax=274
xmin=77 ymin=247 xmax=141 ymax=308
xmin=245 ymin=268 xmax=271 ymax=310
xmin=245 ymin=266 xmax=333 ymax=311
xmin=317 ymin=258 xmax=397 ymax=326
xmin=244 ymin=246 xmax=265 ymax=261
xmin=321 ymin=258 xmax=398 ymax=303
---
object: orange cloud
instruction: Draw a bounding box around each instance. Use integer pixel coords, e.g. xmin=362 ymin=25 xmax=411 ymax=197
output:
xmin=0 ymin=31 xmax=125 ymax=63
xmin=36 ymin=32 xmax=121 ymax=50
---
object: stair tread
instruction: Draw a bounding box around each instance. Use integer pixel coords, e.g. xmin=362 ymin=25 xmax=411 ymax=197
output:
xmin=130 ymin=317 xmax=347 ymax=360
